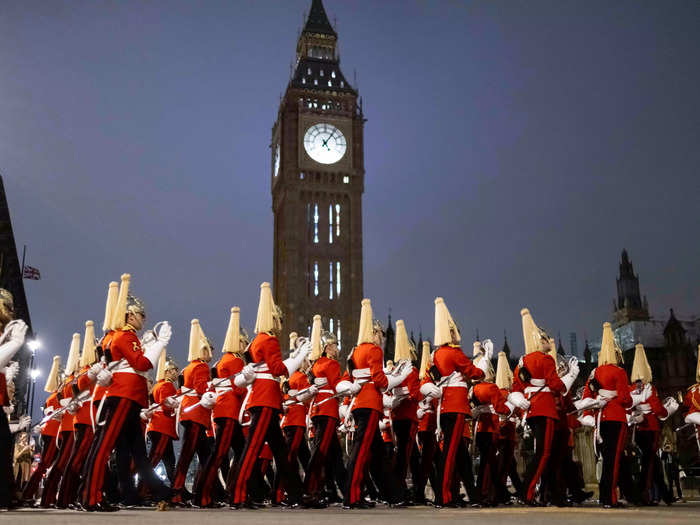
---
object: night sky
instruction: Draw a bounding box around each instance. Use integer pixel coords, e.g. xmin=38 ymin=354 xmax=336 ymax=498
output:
xmin=1 ymin=1 xmax=699 ymax=409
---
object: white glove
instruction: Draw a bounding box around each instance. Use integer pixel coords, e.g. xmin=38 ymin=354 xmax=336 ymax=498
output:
xmin=16 ymin=415 xmax=30 ymax=431
xmin=164 ymin=396 xmax=179 ymax=409
xmin=4 ymin=361 xmax=19 ymax=382
xmin=335 ymin=380 xmax=353 ymax=396
xmin=474 ymin=356 xmax=490 ymax=376
xmin=507 ymin=391 xmax=530 ymax=411
xmin=578 ymin=415 xmax=595 ymax=427
xmin=283 ymin=340 xmax=312 ymax=376
xmin=297 ymin=385 xmax=318 ymax=402
xmin=594 ymin=396 xmax=608 ymax=409
xmin=338 ymin=404 xmax=349 ymax=421
xmin=629 ymin=412 xmax=644 ymax=425
xmin=200 ymin=391 xmax=217 ymax=409
xmin=140 ymin=408 xmax=154 ymax=421
xmin=685 ymin=412 xmax=700 ymax=426
xmin=574 ymin=397 xmax=599 ymax=412
xmin=416 ymin=408 xmax=426 ymax=419
xmin=385 ymin=364 xmax=411 ymax=391
xmin=482 ymin=339 xmax=494 ymax=361
xmin=143 ymin=322 xmax=171 ymax=368
xmin=0 ymin=320 xmax=28 ymax=369
xmin=631 ymin=383 xmax=652 ymax=406
xmin=43 ymin=406 xmax=54 ymax=417
xmin=378 ymin=419 xmax=389 ymax=432
xmin=420 ymin=382 xmax=441 ymax=399
xmin=234 ymin=364 xmax=256 ymax=387
xmin=87 ymin=362 xmax=103 ymax=382
xmin=59 ymin=398 xmax=71 ymax=408
xmin=505 ymin=400 xmax=515 ymax=415
xmin=96 ymin=368 xmax=113 ymax=387
xmin=661 ymin=398 xmax=679 ymax=420
xmin=383 ymin=393 xmax=393 ymax=409
xmin=561 ymin=358 xmax=580 ymax=392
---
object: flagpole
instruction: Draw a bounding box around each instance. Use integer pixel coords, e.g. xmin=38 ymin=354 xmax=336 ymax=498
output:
xmin=21 ymin=244 xmax=26 ymax=277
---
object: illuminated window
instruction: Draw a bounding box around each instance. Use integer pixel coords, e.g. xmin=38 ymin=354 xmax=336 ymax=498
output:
xmin=340 ymin=81 xmax=344 ymax=88
xmin=302 ymin=77 xmax=306 ymax=84
xmin=300 ymin=172 xmax=305 ymax=180
xmin=313 ymin=262 xmax=319 ymax=297
xmin=329 ymin=318 xmax=334 ymax=333
xmin=332 ymin=71 xmax=336 ymax=79
xmin=329 ymin=205 xmax=333 ymax=243
xmin=337 ymin=320 xmax=341 ymax=349
xmin=329 ymin=262 xmax=334 ymax=299
xmin=313 ymin=204 xmax=319 ymax=243
xmin=335 ymin=204 xmax=340 ymax=237
xmin=328 ymin=80 xmax=332 ymax=87
xmin=314 ymin=78 xmax=318 ymax=86
xmin=343 ymin=176 xmax=349 ymax=184
xmin=320 ymin=69 xmax=324 ymax=77
xmin=336 ymin=262 xmax=341 ymax=296
xmin=307 ymin=67 xmax=311 ymax=75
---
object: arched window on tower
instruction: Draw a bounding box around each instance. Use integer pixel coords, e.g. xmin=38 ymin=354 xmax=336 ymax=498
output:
xmin=329 ymin=204 xmax=333 ymax=244
xmin=329 ymin=261 xmax=334 ymax=300
xmin=335 ymin=204 xmax=341 ymax=238
xmin=336 ymin=262 xmax=341 ymax=296
xmin=313 ymin=262 xmax=319 ymax=297
xmin=313 ymin=204 xmax=319 ymax=243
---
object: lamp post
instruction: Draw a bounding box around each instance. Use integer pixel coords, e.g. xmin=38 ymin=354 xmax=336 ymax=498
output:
xmin=26 ymin=339 xmax=41 ymax=419
xmin=29 ymin=368 xmax=40 ymax=420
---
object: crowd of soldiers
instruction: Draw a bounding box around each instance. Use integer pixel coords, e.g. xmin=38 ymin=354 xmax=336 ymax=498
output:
xmin=1 ymin=273 xmax=699 ymax=512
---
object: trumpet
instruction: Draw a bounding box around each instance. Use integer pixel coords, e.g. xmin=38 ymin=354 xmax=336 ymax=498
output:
xmin=141 ymin=321 xmax=167 ymax=346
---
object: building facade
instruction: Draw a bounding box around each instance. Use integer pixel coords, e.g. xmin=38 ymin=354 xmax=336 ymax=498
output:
xmin=271 ymin=0 xmax=364 ymax=358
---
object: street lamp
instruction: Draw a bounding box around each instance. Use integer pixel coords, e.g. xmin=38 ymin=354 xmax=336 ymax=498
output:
xmin=30 ymin=369 xmax=41 ymax=380
xmin=26 ymin=339 xmax=42 ymax=420
xmin=27 ymin=339 xmax=41 ymax=352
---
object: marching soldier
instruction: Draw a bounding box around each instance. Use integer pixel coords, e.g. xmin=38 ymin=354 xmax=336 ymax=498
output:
xmin=304 ymin=318 xmax=346 ymax=507
xmin=80 ymin=274 xmax=171 ymax=511
xmin=682 ymin=345 xmax=700 ymax=454
xmin=193 ymin=307 xmax=249 ymax=508
xmin=415 ymin=341 xmax=439 ymax=504
xmin=144 ymin=353 xmax=179 ymax=486
xmin=580 ymin=322 xmax=636 ymax=508
xmin=493 ymin=351 xmax=521 ymax=504
xmin=510 ymin=308 xmax=577 ymax=506
xmin=171 ymin=319 xmax=214 ymax=505
xmin=227 ymin=282 xmax=310 ymax=508
xmin=388 ymin=320 xmax=421 ymax=503
xmin=22 ymin=356 xmax=62 ymax=504
xmin=431 ymin=297 xmax=488 ymax=508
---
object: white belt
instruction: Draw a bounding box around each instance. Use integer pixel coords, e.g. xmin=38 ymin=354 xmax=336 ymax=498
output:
xmin=638 ymin=403 xmax=651 ymax=414
xmin=530 ymin=378 xmax=546 ymax=387
xmin=318 ymin=389 xmax=334 ymax=395
xmin=112 ymin=360 xmax=149 ymax=379
xmin=214 ymin=386 xmax=231 ymax=395
xmin=444 ymin=376 xmax=468 ymax=388
xmin=599 ymin=389 xmax=617 ymax=399
xmin=255 ymin=364 xmax=270 ymax=373
xmin=352 ymin=368 xmax=370 ymax=379
xmin=255 ymin=373 xmax=276 ymax=380
xmin=314 ymin=378 xmax=328 ymax=386
xmin=525 ymin=386 xmax=550 ymax=394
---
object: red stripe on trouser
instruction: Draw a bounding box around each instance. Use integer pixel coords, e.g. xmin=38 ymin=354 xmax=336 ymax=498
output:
xmin=305 ymin=418 xmax=336 ymax=495
xmin=173 ymin=423 xmax=202 ymax=493
xmin=526 ymin=418 xmax=554 ymax=502
xmin=233 ymin=408 xmax=272 ymax=504
xmin=610 ymin=423 xmax=627 ymax=505
xmin=276 ymin=426 xmax=305 ymax=502
xmin=198 ymin=419 xmax=234 ymax=507
xmin=349 ymin=411 xmax=379 ymax=505
xmin=40 ymin=431 xmax=75 ymax=507
xmin=22 ymin=436 xmax=58 ymax=500
xmin=440 ymin=414 xmax=465 ymax=505
xmin=58 ymin=426 xmax=94 ymax=506
xmin=149 ymin=433 xmax=169 ymax=468
xmin=82 ymin=398 xmax=131 ymax=506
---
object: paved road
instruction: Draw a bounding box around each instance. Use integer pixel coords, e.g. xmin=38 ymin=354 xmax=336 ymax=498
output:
xmin=7 ymin=502 xmax=700 ymax=525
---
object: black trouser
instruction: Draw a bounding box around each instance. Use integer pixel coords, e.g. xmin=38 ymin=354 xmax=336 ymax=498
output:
xmin=436 ymin=413 xmax=473 ymax=506
xmin=636 ymin=430 xmax=670 ymax=504
xmin=22 ymin=434 xmax=58 ymax=502
xmin=343 ymin=408 xmax=398 ymax=506
xmin=194 ymin=418 xmax=243 ymax=507
xmin=475 ymin=431 xmax=499 ymax=505
xmin=495 ymin=437 xmax=520 ymax=503
xmin=227 ymin=406 xmax=302 ymax=505
xmin=563 ymin=446 xmax=586 ymax=498
xmin=414 ymin=430 xmax=438 ymax=502
xmin=171 ymin=420 xmax=210 ymax=502
xmin=0 ymin=413 xmax=14 ymax=508
xmin=521 ymin=416 xmax=555 ymax=503
xmin=393 ymin=419 xmax=418 ymax=501
xmin=146 ymin=431 xmax=176 ymax=483
xmin=57 ymin=423 xmax=94 ymax=507
xmin=599 ymin=421 xmax=626 ymax=506
xmin=540 ymin=428 xmax=568 ymax=505
xmin=305 ymin=416 xmax=346 ymax=500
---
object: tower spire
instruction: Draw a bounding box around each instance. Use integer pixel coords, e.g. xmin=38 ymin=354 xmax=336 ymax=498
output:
xmin=303 ymin=0 xmax=336 ymax=36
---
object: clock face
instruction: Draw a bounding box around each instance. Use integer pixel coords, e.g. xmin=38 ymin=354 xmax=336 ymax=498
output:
xmin=273 ymin=144 xmax=280 ymax=177
xmin=303 ymin=123 xmax=347 ymax=164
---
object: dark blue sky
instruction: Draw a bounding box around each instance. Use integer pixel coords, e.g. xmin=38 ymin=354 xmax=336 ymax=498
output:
xmin=1 ymin=1 xmax=699 ymax=401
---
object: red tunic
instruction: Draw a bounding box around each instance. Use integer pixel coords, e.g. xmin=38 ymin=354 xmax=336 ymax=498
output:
xmin=147 ymin=379 xmax=178 ymax=439
xmin=106 ymin=328 xmax=153 ymax=407
xmin=42 ymin=391 xmax=61 ymax=437
xmin=391 ymin=366 xmax=420 ymax=422
xmin=59 ymin=375 xmax=76 ymax=433
xmin=74 ymin=365 xmax=96 ymax=426
xmin=282 ymin=371 xmax=311 ymax=428
xmin=633 ymin=383 xmax=667 ymax=432
xmin=0 ymin=373 xmax=7 ymax=407
xmin=212 ymin=352 xmax=247 ymax=420
xmin=417 ymin=377 xmax=438 ymax=432
xmin=247 ymin=333 xmax=289 ymax=411
xmin=512 ymin=352 xmax=565 ymax=420
xmin=347 ymin=342 xmax=388 ymax=413
xmin=582 ymin=364 xmax=632 ymax=423
xmin=179 ymin=360 xmax=212 ymax=428
xmin=309 ymin=356 xmax=342 ymax=420
xmin=433 ymin=344 xmax=484 ymax=415
xmin=684 ymin=384 xmax=700 ymax=416
xmin=473 ymin=382 xmax=509 ymax=433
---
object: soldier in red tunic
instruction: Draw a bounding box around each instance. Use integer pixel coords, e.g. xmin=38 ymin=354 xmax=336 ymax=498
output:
xmin=493 ymin=350 xmax=521 ymax=504
xmin=510 ymin=308 xmax=577 ymax=506
xmin=193 ymin=306 xmax=249 ymax=508
xmin=431 ymin=297 xmax=488 ymax=508
xmin=227 ymin=282 xmax=311 ymax=508
xmin=415 ymin=341 xmax=439 ymax=505
xmin=682 ymin=345 xmax=700 ymax=455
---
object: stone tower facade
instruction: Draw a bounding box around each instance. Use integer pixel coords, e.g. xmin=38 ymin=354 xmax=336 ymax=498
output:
xmin=613 ymin=249 xmax=650 ymax=327
xmin=271 ymin=0 xmax=364 ymax=358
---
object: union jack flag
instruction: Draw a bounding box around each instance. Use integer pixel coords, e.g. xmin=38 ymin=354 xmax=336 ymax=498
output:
xmin=23 ymin=265 xmax=41 ymax=280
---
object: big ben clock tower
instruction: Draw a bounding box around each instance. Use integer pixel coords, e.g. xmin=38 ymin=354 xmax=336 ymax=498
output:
xmin=271 ymin=0 xmax=364 ymax=359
